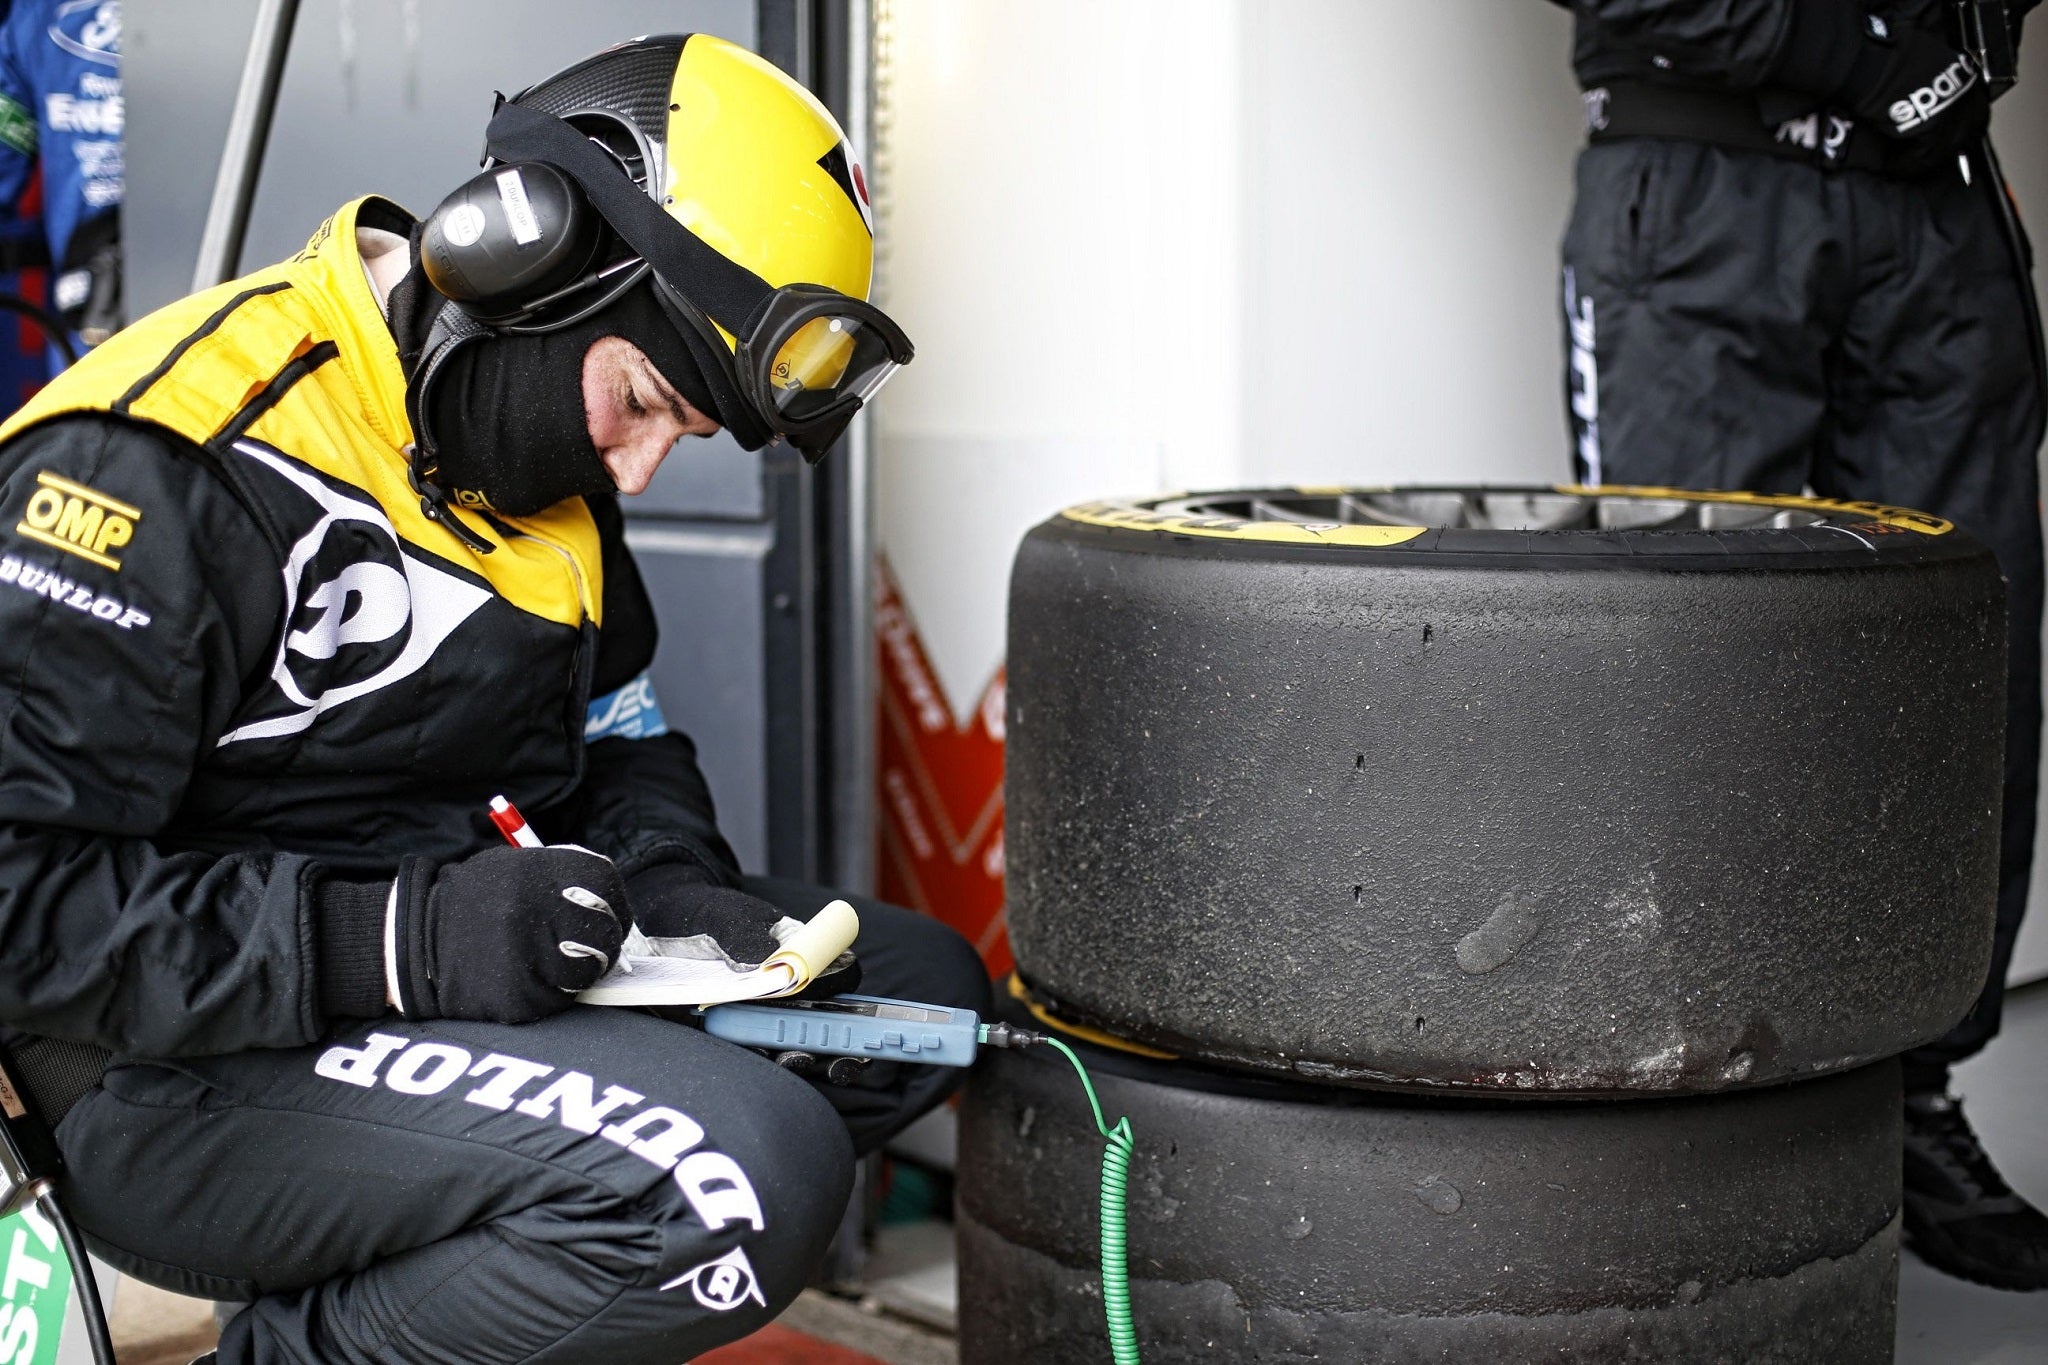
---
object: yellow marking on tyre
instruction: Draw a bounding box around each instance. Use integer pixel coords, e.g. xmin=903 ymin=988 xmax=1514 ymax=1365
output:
xmin=1556 ymin=484 xmax=1952 ymax=535
xmin=1060 ymin=499 xmax=1427 ymax=547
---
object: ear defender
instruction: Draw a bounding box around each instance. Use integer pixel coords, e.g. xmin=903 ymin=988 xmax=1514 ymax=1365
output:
xmin=421 ymin=161 xmax=605 ymax=326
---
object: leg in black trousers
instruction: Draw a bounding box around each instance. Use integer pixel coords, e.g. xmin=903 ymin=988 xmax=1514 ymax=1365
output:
xmin=55 ymin=892 xmax=989 ymax=1361
xmin=1562 ymin=136 xmax=2048 ymax=1288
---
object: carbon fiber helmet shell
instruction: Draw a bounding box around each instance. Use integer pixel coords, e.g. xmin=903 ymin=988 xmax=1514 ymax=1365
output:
xmin=507 ymin=33 xmax=875 ymax=346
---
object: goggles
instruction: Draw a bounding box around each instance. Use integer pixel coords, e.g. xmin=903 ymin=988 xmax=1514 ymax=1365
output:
xmin=484 ymin=103 xmax=913 ymax=462
xmin=653 ymin=277 xmax=911 ymax=461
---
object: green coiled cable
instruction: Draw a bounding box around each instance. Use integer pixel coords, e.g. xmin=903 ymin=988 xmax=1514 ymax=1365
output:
xmin=1044 ymin=1037 xmax=1141 ymax=1365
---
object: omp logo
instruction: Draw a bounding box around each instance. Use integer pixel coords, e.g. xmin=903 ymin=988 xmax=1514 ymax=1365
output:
xmin=15 ymin=470 xmax=137 ymax=569
xmin=663 ymin=1246 xmax=767 ymax=1312
xmin=217 ymin=440 xmax=490 ymax=747
xmin=1891 ymin=54 xmax=1978 ymax=132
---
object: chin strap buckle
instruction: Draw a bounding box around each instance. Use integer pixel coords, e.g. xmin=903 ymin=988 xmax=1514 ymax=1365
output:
xmin=406 ymin=447 xmax=496 ymax=555
xmin=402 ymin=300 xmax=499 ymax=556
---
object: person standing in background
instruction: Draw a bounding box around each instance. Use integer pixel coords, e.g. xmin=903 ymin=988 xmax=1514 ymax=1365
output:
xmin=0 ymin=0 xmax=122 ymax=370
xmin=1552 ymin=0 xmax=2047 ymax=1290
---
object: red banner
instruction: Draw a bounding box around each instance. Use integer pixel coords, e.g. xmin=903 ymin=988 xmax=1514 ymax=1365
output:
xmin=874 ymin=555 xmax=1010 ymax=976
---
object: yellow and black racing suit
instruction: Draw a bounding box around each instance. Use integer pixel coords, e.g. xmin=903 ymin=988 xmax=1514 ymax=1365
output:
xmin=0 ymin=197 xmax=988 ymax=1363
xmin=0 ymin=196 xmax=736 ymax=1057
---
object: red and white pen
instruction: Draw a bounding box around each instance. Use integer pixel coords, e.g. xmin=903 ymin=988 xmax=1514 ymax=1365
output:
xmin=489 ymin=794 xmax=543 ymax=848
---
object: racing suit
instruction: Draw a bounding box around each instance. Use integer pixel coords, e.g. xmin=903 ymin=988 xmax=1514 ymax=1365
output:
xmin=1556 ymin=1 xmax=2046 ymax=1083
xmin=0 ymin=196 xmax=986 ymax=1363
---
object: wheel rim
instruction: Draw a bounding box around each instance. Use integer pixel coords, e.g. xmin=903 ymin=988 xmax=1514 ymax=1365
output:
xmin=1147 ymin=487 xmax=1840 ymax=533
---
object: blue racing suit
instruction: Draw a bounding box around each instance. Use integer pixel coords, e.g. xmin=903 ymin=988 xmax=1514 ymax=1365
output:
xmin=0 ymin=0 xmax=121 ymax=271
xmin=0 ymin=0 xmax=121 ymax=391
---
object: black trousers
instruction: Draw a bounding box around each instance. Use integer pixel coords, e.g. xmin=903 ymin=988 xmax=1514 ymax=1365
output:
xmin=54 ymin=880 xmax=992 ymax=1364
xmin=1561 ymin=136 xmax=2047 ymax=1078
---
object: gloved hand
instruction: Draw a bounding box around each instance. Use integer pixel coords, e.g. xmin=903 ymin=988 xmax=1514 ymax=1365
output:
xmin=386 ymin=845 xmax=628 ymax=1022
xmin=628 ymin=863 xmax=784 ymax=965
xmin=628 ymin=863 xmax=861 ymax=996
xmin=1836 ymin=20 xmax=1989 ymax=172
xmin=53 ymin=207 xmax=122 ymax=345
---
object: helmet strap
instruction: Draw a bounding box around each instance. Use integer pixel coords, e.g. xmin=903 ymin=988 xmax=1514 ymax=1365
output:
xmin=403 ymin=301 xmax=498 ymax=554
xmin=483 ymin=102 xmax=775 ymax=338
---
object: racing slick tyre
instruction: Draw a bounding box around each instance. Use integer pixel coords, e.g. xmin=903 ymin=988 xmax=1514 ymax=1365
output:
xmin=1005 ymin=487 xmax=2005 ymax=1094
xmin=957 ymin=1029 xmax=1901 ymax=1364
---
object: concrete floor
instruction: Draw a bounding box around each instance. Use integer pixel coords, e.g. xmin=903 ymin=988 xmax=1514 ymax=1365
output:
xmin=1896 ymin=980 xmax=2048 ymax=1363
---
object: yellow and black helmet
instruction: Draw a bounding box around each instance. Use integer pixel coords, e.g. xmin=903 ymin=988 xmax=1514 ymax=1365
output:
xmin=421 ymin=33 xmax=910 ymax=460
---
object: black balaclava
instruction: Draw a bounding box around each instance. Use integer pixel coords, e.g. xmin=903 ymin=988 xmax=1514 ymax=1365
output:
xmin=416 ymin=277 xmax=725 ymax=518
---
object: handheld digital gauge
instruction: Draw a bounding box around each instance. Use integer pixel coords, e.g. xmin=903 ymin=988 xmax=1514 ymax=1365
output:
xmin=699 ymin=991 xmax=1139 ymax=1363
xmin=702 ymin=993 xmax=1023 ymax=1068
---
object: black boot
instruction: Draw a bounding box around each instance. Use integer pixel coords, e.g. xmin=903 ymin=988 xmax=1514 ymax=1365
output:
xmin=1902 ymin=1091 xmax=2048 ymax=1290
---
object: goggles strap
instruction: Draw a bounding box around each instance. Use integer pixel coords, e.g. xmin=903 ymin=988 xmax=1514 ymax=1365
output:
xmin=483 ymin=103 xmax=775 ymax=338
xmin=651 ymin=286 xmax=773 ymax=450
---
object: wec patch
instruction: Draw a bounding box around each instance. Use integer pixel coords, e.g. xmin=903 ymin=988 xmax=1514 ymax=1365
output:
xmin=586 ymin=671 xmax=669 ymax=742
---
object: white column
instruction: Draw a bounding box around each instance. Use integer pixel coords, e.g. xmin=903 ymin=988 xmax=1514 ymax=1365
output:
xmin=874 ymin=0 xmax=1244 ymax=717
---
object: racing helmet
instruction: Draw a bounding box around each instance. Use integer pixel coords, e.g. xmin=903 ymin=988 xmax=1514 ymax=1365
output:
xmin=421 ymin=33 xmax=910 ymax=460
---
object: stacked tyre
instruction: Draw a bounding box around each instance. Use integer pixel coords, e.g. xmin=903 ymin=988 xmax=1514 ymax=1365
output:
xmin=962 ymin=487 xmax=2007 ymax=1363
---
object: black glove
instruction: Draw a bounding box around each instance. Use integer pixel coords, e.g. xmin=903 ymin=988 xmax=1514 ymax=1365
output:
xmin=53 ymin=207 xmax=121 ymax=346
xmin=1837 ymin=19 xmax=1989 ymax=170
xmin=383 ymin=845 xmax=627 ymax=1022
xmin=628 ymin=864 xmax=783 ymax=964
xmin=628 ymin=863 xmax=862 ymax=996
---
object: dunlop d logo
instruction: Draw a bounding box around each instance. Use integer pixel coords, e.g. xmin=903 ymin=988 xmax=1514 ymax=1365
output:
xmin=15 ymin=470 xmax=139 ymax=569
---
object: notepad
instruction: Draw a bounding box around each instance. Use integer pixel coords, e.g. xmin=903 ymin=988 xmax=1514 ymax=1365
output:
xmin=577 ymin=899 xmax=860 ymax=1007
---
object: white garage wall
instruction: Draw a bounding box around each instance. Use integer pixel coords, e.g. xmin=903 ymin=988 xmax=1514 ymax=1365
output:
xmin=1995 ymin=33 xmax=2048 ymax=987
xmin=874 ymin=0 xmax=2048 ymax=986
xmin=875 ymin=0 xmax=1582 ymax=712
xmin=1235 ymin=2 xmax=1583 ymax=484
xmin=873 ymin=0 xmax=1247 ymax=716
